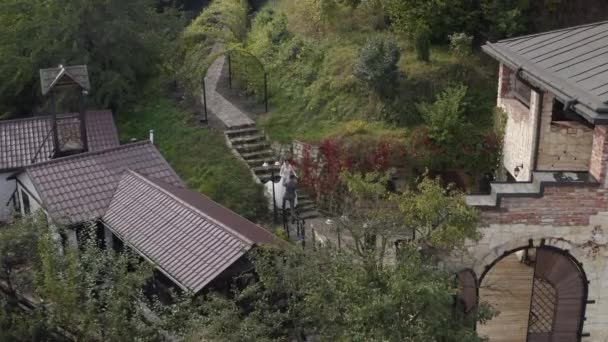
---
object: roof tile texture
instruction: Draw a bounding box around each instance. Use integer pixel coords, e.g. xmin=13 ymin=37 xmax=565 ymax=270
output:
xmin=26 ymin=141 xmax=182 ymax=224
xmin=0 ymin=110 xmax=119 ymax=171
xmin=103 ymin=171 xmax=252 ymax=293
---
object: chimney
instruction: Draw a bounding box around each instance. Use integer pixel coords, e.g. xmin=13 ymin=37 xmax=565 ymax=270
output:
xmin=149 ymin=129 xmax=155 ymax=145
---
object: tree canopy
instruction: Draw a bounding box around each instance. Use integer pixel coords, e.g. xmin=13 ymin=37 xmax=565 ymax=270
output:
xmin=0 ymin=0 xmax=181 ymax=117
xmin=197 ymin=173 xmax=489 ymax=341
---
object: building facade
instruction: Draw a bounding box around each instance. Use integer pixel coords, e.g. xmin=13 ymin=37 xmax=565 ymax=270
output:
xmin=462 ymin=22 xmax=608 ymax=341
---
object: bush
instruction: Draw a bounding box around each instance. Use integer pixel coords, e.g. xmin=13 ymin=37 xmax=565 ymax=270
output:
xmin=418 ymin=84 xmax=469 ymax=148
xmin=414 ymin=25 xmax=431 ymax=62
xmin=449 ymin=32 xmax=473 ymax=57
xmin=353 ymin=36 xmax=401 ymax=98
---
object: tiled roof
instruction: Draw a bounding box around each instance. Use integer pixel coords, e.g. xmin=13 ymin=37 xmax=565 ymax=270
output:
xmin=0 ymin=111 xmax=120 ymax=171
xmin=103 ymin=171 xmax=273 ymax=293
xmin=25 ymin=141 xmax=183 ymax=224
xmin=483 ymin=21 xmax=608 ymax=123
xmin=40 ymin=65 xmax=90 ymax=96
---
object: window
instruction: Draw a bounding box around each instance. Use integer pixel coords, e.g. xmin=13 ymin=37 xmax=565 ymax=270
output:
xmin=513 ymin=78 xmax=532 ymax=107
xmin=21 ymin=190 xmax=30 ymax=215
xmin=552 ymin=99 xmax=576 ymax=122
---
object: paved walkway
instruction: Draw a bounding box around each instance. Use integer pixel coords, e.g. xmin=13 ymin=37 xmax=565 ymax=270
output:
xmin=202 ymin=45 xmax=255 ymax=129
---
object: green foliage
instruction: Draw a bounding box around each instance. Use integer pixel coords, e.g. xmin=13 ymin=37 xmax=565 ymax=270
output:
xmin=0 ymin=0 xmax=181 ymax=116
xmin=198 ymin=174 xmax=488 ymax=341
xmin=175 ymin=0 xmax=249 ymax=97
xmin=118 ymin=98 xmax=268 ymax=221
xmin=0 ymin=215 xmax=41 ymax=295
xmin=385 ymin=0 xmax=480 ymax=42
xmin=418 ymin=84 xmax=469 ymax=148
xmin=449 ymin=32 xmax=473 ymax=57
xmin=480 ymin=0 xmax=528 ymax=40
xmin=353 ymin=36 xmax=401 ymax=97
xmin=414 ymin=25 xmax=431 ymax=62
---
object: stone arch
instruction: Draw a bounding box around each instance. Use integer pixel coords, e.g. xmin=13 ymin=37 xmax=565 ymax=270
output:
xmin=476 ymin=240 xmax=588 ymax=341
xmin=472 ymin=236 xmax=577 ymax=276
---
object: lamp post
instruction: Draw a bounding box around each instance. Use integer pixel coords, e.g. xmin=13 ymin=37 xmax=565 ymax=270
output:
xmin=263 ymin=161 xmax=281 ymax=224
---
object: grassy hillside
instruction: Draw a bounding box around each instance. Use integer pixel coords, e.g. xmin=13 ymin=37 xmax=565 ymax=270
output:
xmin=118 ymin=98 xmax=268 ymax=221
xmin=244 ymin=4 xmax=498 ymax=145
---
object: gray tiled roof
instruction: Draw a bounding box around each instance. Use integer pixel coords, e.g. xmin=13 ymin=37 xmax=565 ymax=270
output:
xmin=40 ymin=65 xmax=90 ymax=96
xmin=103 ymin=171 xmax=266 ymax=293
xmin=0 ymin=111 xmax=120 ymax=171
xmin=483 ymin=21 xmax=608 ymax=123
xmin=25 ymin=141 xmax=183 ymax=224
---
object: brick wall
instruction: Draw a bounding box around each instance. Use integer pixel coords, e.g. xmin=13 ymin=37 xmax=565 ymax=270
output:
xmin=498 ymin=63 xmax=512 ymax=99
xmin=536 ymin=93 xmax=593 ymax=171
xmin=480 ymin=184 xmax=608 ymax=226
xmin=589 ymin=125 xmax=608 ymax=185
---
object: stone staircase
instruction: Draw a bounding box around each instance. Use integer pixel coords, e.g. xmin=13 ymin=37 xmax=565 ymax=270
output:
xmin=466 ymin=171 xmax=592 ymax=208
xmin=225 ymin=125 xmax=320 ymax=220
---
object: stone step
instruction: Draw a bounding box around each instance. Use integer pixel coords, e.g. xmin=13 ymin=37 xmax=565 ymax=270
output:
xmin=234 ymin=142 xmax=270 ymax=153
xmin=252 ymin=165 xmax=281 ymax=174
xmin=240 ymin=150 xmax=275 ymax=161
xmin=246 ymin=158 xmax=275 ymax=167
xmin=300 ymin=210 xmax=320 ymax=220
xmin=229 ymin=134 xmax=266 ymax=145
xmin=225 ymin=126 xmax=260 ymax=138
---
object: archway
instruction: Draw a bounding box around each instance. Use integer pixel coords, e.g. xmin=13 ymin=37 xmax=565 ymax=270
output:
xmin=474 ymin=243 xmax=588 ymax=342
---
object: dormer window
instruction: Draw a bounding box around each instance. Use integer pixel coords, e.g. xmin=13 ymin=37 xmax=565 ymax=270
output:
xmin=513 ymin=78 xmax=531 ymax=107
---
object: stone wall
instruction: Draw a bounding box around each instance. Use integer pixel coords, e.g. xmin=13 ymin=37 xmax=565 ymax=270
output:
xmin=455 ymin=223 xmax=608 ymax=341
xmin=457 ymin=183 xmax=608 ymax=339
xmin=480 ymin=183 xmax=608 ymax=227
xmin=292 ymin=140 xmax=319 ymax=162
xmin=590 ymin=125 xmax=608 ymax=185
xmin=536 ymin=92 xmax=594 ymax=171
xmin=498 ymin=64 xmax=540 ymax=181
xmin=497 ymin=63 xmax=595 ymax=178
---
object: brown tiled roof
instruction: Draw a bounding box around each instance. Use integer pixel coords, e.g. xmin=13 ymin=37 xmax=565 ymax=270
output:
xmin=25 ymin=141 xmax=183 ymax=224
xmin=0 ymin=111 xmax=120 ymax=171
xmin=103 ymin=171 xmax=273 ymax=292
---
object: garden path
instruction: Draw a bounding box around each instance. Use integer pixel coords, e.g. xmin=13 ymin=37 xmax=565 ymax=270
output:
xmin=203 ymin=44 xmax=255 ymax=129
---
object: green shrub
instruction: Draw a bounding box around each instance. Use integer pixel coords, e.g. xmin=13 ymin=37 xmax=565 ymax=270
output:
xmin=449 ymin=32 xmax=473 ymax=57
xmin=353 ymin=36 xmax=401 ymax=98
xmin=414 ymin=25 xmax=431 ymax=62
xmin=418 ymin=84 xmax=469 ymax=147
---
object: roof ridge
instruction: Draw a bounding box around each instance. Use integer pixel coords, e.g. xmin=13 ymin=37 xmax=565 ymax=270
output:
xmin=496 ymin=20 xmax=608 ymax=43
xmin=125 ymin=170 xmax=255 ymax=245
xmin=0 ymin=110 xmax=112 ymax=125
xmin=26 ymin=141 xmax=153 ymax=169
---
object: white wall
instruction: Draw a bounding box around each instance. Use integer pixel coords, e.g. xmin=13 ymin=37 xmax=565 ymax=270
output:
xmin=0 ymin=172 xmax=17 ymax=222
xmin=498 ymin=65 xmax=541 ymax=182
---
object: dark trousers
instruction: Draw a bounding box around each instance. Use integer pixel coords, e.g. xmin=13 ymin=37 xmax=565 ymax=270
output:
xmin=282 ymin=196 xmax=295 ymax=219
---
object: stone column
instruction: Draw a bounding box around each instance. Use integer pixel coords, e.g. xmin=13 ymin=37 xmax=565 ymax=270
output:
xmin=589 ymin=125 xmax=608 ymax=185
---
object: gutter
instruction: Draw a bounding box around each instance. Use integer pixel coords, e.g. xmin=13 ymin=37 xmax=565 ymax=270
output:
xmin=483 ymin=43 xmax=608 ymax=124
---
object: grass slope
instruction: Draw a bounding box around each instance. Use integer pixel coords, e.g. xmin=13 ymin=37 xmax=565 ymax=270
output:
xmin=118 ymin=98 xmax=268 ymax=221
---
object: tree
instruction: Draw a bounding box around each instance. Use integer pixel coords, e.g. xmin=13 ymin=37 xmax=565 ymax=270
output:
xmin=418 ymin=84 xmax=469 ymax=150
xmin=353 ymin=36 xmax=401 ymax=98
xmin=0 ymin=0 xmax=181 ymax=116
xmin=197 ymin=173 xmax=489 ymax=341
xmin=0 ymin=216 xmax=40 ymax=297
xmin=0 ymin=219 xmax=201 ymax=340
xmin=34 ymin=224 xmax=200 ymax=341
xmin=384 ymin=0 xmax=480 ymax=42
xmin=414 ymin=25 xmax=431 ymax=62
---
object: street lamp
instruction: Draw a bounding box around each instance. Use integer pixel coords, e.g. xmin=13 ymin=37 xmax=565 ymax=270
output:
xmin=263 ymin=161 xmax=281 ymax=223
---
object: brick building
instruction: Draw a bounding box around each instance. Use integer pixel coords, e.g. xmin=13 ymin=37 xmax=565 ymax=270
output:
xmin=460 ymin=22 xmax=608 ymax=341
